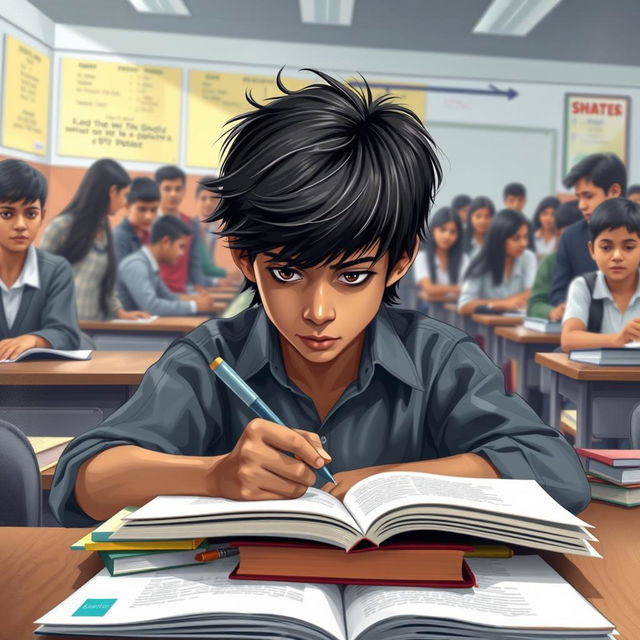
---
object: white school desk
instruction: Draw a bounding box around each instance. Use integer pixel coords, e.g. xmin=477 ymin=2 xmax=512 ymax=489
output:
xmin=470 ymin=314 xmax=523 ymax=365
xmin=535 ymin=352 xmax=640 ymax=447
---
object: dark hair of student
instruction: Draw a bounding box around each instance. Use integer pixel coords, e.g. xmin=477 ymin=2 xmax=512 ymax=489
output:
xmin=554 ymin=200 xmax=583 ymax=231
xmin=589 ymin=198 xmax=640 ymax=241
xmin=563 ymin=153 xmax=627 ymax=196
xmin=627 ymin=184 xmax=640 ymax=196
xmin=424 ymin=207 xmax=464 ymax=284
xmin=503 ymin=182 xmax=526 ymax=200
xmin=463 ymin=196 xmax=495 ymax=253
xmin=154 ymin=165 xmax=186 ymax=185
xmin=55 ymin=158 xmax=130 ymax=318
xmin=532 ymin=196 xmax=560 ymax=231
xmin=450 ymin=194 xmax=471 ymax=214
xmin=196 ymin=176 xmax=217 ymax=197
xmin=0 ymin=159 xmax=47 ymax=207
xmin=202 ymin=69 xmax=442 ymax=305
xmin=150 ymin=213 xmax=192 ymax=244
xmin=465 ymin=209 xmax=530 ymax=286
xmin=126 ymin=177 xmax=160 ymax=204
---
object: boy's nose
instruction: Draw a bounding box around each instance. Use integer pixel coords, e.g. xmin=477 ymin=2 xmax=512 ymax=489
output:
xmin=302 ymin=283 xmax=336 ymax=325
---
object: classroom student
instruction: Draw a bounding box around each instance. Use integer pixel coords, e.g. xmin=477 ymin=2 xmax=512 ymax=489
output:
xmin=627 ymin=184 xmax=640 ymax=204
xmin=561 ymin=198 xmax=640 ymax=352
xmin=413 ymin=206 xmax=468 ymax=299
xmin=39 ymin=159 xmax=149 ymax=322
xmin=463 ymin=196 xmax=495 ymax=257
xmin=550 ymin=153 xmax=626 ymax=307
xmin=0 ymin=159 xmax=80 ymax=361
xmin=503 ymin=182 xmax=526 ymax=213
xmin=527 ymin=200 xmax=583 ymax=321
xmin=458 ymin=209 xmax=537 ymax=315
xmin=50 ymin=70 xmax=589 ymax=527
xmin=450 ymin=193 xmax=471 ymax=225
xmin=112 ymin=177 xmax=160 ymax=262
xmin=155 ymin=165 xmax=212 ymax=294
xmin=117 ymin=215 xmax=219 ymax=316
xmin=194 ymin=177 xmax=227 ymax=279
xmin=532 ymin=196 xmax=560 ymax=259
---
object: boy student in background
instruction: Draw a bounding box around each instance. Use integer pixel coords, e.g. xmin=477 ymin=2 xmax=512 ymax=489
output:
xmin=117 ymin=215 xmax=220 ymax=317
xmin=0 ymin=160 xmax=80 ymax=361
xmin=527 ymin=200 xmax=583 ymax=321
xmin=39 ymin=159 xmax=149 ymax=322
xmin=155 ymin=165 xmax=212 ymax=294
xmin=561 ymin=198 xmax=640 ymax=352
xmin=463 ymin=196 xmax=495 ymax=257
xmin=503 ymin=182 xmax=526 ymax=213
xmin=50 ymin=70 xmax=589 ymax=527
xmin=458 ymin=209 xmax=537 ymax=315
xmin=450 ymin=193 xmax=471 ymax=225
xmin=112 ymin=177 xmax=159 ymax=262
xmin=627 ymin=184 xmax=640 ymax=204
xmin=532 ymin=196 xmax=560 ymax=259
xmin=550 ymin=153 xmax=626 ymax=307
xmin=194 ymin=178 xmax=228 ymax=280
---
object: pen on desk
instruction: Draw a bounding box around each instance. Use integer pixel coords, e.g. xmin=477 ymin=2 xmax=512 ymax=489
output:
xmin=209 ymin=356 xmax=336 ymax=485
xmin=195 ymin=547 xmax=240 ymax=562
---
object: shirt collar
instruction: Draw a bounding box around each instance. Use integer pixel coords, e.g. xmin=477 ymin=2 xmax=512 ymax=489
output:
xmin=0 ymin=245 xmax=39 ymax=292
xmin=594 ymin=269 xmax=640 ymax=304
xmin=141 ymin=246 xmax=160 ymax=273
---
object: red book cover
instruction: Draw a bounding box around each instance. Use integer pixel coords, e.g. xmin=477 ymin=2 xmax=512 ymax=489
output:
xmin=577 ymin=448 xmax=640 ymax=467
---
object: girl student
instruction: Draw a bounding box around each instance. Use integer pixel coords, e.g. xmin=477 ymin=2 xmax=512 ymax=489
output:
xmin=450 ymin=193 xmax=471 ymax=225
xmin=458 ymin=208 xmax=537 ymax=315
xmin=463 ymin=196 xmax=495 ymax=258
xmin=39 ymin=158 xmax=150 ymax=322
xmin=532 ymin=195 xmax=560 ymax=259
xmin=414 ymin=206 xmax=468 ymax=299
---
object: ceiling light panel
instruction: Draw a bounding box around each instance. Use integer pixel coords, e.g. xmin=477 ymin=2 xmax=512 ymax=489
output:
xmin=299 ymin=0 xmax=356 ymax=26
xmin=473 ymin=0 xmax=562 ymax=36
xmin=128 ymin=0 xmax=191 ymax=16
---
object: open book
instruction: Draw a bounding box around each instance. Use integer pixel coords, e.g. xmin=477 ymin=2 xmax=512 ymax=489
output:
xmin=0 ymin=348 xmax=92 ymax=363
xmin=34 ymin=556 xmax=615 ymax=639
xmin=110 ymin=315 xmax=159 ymax=324
xmin=112 ymin=471 xmax=598 ymax=556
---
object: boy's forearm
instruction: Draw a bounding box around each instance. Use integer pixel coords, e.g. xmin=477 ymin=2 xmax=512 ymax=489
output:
xmin=384 ymin=453 xmax=500 ymax=478
xmin=74 ymin=445 xmax=225 ymax=521
xmin=561 ymin=330 xmax=619 ymax=352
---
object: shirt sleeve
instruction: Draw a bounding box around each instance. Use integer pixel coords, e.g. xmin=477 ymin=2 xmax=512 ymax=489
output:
xmin=187 ymin=220 xmax=213 ymax=287
xmin=457 ymin=275 xmax=482 ymax=310
xmin=425 ymin=337 xmax=590 ymax=514
xmin=49 ymin=341 xmax=226 ymax=526
xmin=526 ymin=253 xmax=554 ymax=319
xmin=522 ymin=250 xmax=537 ymax=289
xmin=39 ymin=215 xmax=71 ymax=253
xmin=562 ymin=276 xmax=589 ymax=327
xmin=550 ymin=231 xmax=572 ymax=306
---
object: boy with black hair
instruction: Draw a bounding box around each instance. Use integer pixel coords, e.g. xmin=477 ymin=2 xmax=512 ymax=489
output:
xmin=117 ymin=215 xmax=219 ymax=316
xmin=561 ymin=198 xmax=640 ymax=351
xmin=550 ymin=153 xmax=626 ymax=306
xmin=627 ymin=184 xmax=640 ymax=204
xmin=113 ymin=176 xmax=160 ymax=262
xmin=503 ymin=182 xmax=526 ymax=213
xmin=154 ymin=165 xmax=211 ymax=293
xmin=0 ymin=159 xmax=80 ymax=361
xmin=51 ymin=71 xmax=589 ymax=527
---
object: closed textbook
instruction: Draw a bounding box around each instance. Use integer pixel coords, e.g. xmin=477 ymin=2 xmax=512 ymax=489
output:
xmin=569 ymin=342 xmax=640 ymax=366
xmin=26 ymin=436 xmax=72 ymax=472
xmin=523 ymin=317 xmax=561 ymax=333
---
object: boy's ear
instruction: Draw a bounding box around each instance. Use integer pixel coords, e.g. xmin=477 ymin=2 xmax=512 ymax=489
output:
xmin=386 ymin=235 xmax=420 ymax=287
xmin=608 ymin=183 xmax=622 ymax=198
xmin=230 ymin=248 xmax=257 ymax=283
xmin=587 ymin=240 xmax=595 ymax=259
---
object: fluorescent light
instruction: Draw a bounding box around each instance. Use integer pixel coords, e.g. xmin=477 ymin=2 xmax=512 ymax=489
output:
xmin=473 ymin=0 xmax=562 ymax=36
xmin=127 ymin=0 xmax=190 ymax=16
xmin=299 ymin=0 xmax=356 ymax=26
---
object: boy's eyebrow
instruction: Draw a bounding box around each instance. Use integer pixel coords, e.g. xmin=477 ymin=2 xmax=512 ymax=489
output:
xmin=329 ymin=256 xmax=377 ymax=270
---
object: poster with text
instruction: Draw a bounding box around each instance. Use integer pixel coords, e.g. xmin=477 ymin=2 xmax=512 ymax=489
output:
xmin=564 ymin=94 xmax=630 ymax=175
xmin=2 ymin=35 xmax=50 ymax=156
xmin=59 ymin=58 xmax=181 ymax=163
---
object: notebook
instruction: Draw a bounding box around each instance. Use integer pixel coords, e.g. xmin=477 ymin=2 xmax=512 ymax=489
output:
xmin=523 ymin=317 xmax=562 ymax=333
xmin=26 ymin=436 xmax=72 ymax=471
xmin=0 ymin=348 xmax=92 ymax=363
xmin=569 ymin=342 xmax=640 ymax=366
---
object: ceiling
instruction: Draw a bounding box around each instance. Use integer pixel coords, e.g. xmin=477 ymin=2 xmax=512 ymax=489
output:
xmin=25 ymin=0 xmax=640 ymax=67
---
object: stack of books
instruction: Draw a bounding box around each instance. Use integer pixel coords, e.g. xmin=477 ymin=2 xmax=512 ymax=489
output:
xmin=523 ymin=317 xmax=562 ymax=333
xmin=577 ymin=448 xmax=640 ymax=507
xmin=27 ymin=436 xmax=73 ymax=472
xmin=569 ymin=341 xmax=640 ymax=365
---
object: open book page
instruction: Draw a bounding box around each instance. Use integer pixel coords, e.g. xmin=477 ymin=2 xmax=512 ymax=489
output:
xmin=0 ymin=348 xmax=92 ymax=363
xmin=344 ymin=556 xmax=614 ymax=640
xmin=36 ymin=557 xmax=346 ymax=640
xmin=111 ymin=315 xmax=159 ymax=323
xmin=342 ymin=472 xmax=591 ymax=535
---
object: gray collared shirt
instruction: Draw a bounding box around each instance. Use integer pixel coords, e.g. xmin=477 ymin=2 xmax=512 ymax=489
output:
xmin=50 ymin=305 xmax=589 ymax=526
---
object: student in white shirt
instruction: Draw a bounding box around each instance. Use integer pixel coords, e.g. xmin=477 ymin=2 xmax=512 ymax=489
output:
xmin=463 ymin=196 xmax=495 ymax=258
xmin=561 ymin=198 xmax=640 ymax=351
xmin=532 ymin=196 xmax=560 ymax=259
xmin=458 ymin=209 xmax=537 ymax=315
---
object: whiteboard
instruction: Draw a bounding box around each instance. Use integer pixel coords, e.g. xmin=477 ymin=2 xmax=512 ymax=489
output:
xmin=427 ymin=122 xmax=557 ymax=220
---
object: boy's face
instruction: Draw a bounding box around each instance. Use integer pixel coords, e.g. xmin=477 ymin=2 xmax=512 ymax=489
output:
xmin=127 ymin=199 xmax=159 ymax=233
xmin=505 ymin=223 xmax=529 ymax=258
xmin=0 ymin=199 xmax=44 ymax=254
xmin=159 ymin=178 xmax=185 ymax=212
xmin=158 ymin=236 xmax=188 ymax=265
xmin=233 ymin=242 xmax=415 ymax=365
xmin=588 ymin=227 xmax=640 ymax=283
xmin=504 ymin=195 xmax=525 ymax=212
xmin=574 ymin=177 xmax=621 ymax=222
xmin=196 ymin=190 xmax=217 ymax=218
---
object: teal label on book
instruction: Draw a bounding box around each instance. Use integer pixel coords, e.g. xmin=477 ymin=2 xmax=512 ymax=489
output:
xmin=72 ymin=598 xmax=117 ymax=617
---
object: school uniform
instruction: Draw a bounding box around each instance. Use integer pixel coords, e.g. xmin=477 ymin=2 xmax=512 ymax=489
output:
xmin=0 ymin=245 xmax=80 ymax=349
xmin=563 ymin=269 xmax=640 ymax=332
xmin=534 ymin=232 xmax=557 ymax=258
xmin=457 ymin=249 xmax=537 ymax=310
xmin=49 ymin=304 xmax=590 ymax=526
xmin=413 ymin=249 xmax=469 ymax=285
xmin=527 ymin=253 xmax=556 ymax=319
xmin=113 ymin=218 xmax=149 ymax=262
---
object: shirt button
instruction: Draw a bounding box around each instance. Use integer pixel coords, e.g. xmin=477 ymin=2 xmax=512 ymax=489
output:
xmin=320 ymin=436 xmax=327 ymax=444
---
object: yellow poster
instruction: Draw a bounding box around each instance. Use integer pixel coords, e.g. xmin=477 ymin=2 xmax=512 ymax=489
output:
xmin=564 ymin=94 xmax=629 ymax=174
xmin=186 ymin=71 xmax=312 ymax=169
xmin=58 ymin=58 xmax=181 ymax=163
xmin=2 ymin=35 xmax=50 ymax=156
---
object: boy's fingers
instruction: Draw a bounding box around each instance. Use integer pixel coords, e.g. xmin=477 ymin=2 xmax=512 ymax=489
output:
xmin=262 ymin=453 xmax=318 ymax=487
xmin=292 ymin=429 xmax=331 ymax=460
xmin=259 ymin=422 xmax=328 ymax=469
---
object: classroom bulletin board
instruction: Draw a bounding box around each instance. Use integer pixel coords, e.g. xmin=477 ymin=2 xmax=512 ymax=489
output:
xmin=58 ymin=58 xmax=181 ymax=163
xmin=564 ymin=93 xmax=630 ymax=174
xmin=1 ymin=35 xmax=50 ymax=156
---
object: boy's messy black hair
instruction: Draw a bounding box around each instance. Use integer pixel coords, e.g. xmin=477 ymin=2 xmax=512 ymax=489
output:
xmin=196 ymin=176 xmax=217 ymax=197
xmin=589 ymin=198 xmax=640 ymax=241
xmin=151 ymin=213 xmax=192 ymax=244
xmin=0 ymin=159 xmax=47 ymax=208
xmin=154 ymin=165 xmax=186 ymax=185
xmin=202 ymin=69 xmax=442 ymax=305
xmin=127 ymin=177 xmax=160 ymax=204
xmin=554 ymin=200 xmax=582 ymax=231
xmin=503 ymin=182 xmax=526 ymax=200
xmin=564 ymin=153 xmax=627 ymax=196
xmin=627 ymin=184 xmax=640 ymax=196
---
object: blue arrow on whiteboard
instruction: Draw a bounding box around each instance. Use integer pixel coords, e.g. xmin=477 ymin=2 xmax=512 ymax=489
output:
xmin=354 ymin=81 xmax=518 ymax=101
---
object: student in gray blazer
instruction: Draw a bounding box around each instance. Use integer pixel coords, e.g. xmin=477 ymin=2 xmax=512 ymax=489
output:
xmin=0 ymin=160 xmax=80 ymax=361
xmin=118 ymin=215 xmax=219 ymax=316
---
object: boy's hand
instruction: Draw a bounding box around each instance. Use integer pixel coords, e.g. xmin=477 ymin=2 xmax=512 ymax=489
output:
xmin=193 ymin=292 xmax=218 ymax=312
xmin=0 ymin=334 xmax=48 ymax=361
xmin=548 ymin=303 xmax=566 ymax=323
xmin=209 ymin=419 xmax=331 ymax=501
xmin=321 ymin=468 xmax=376 ymax=501
xmin=614 ymin=318 xmax=640 ymax=346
